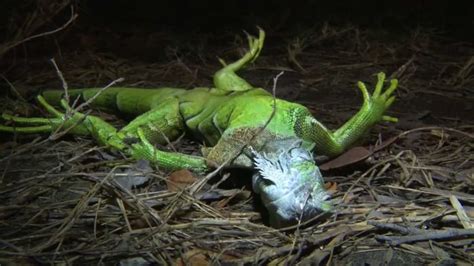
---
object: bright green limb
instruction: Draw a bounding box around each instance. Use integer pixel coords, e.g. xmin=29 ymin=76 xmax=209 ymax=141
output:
xmin=77 ymin=96 xmax=208 ymax=172
xmin=299 ymin=72 xmax=398 ymax=157
xmin=119 ymin=98 xmax=184 ymax=145
xmin=297 ymin=115 xmax=345 ymax=156
xmin=116 ymin=97 xmax=208 ymax=171
xmin=213 ymin=29 xmax=265 ymax=92
xmin=70 ymin=112 xmax=207 ymax=172
xmin=130 ymin=128 xmax=208 ymax=173
xmin=1 ymin=96 xmax=208 ymax=172
xmin=2 ymin=113 xmax=52 ymax=124
xmin=383 ymin=115 xmax=398 ymax=123
xmin=37 ymin=95 xmax=63 ymax=117
xmin=0 ymin=124 xmax=53 ymax=133
xmin=332 ymin=72 xmax=398 ymax=149
xmin=1 ymin=95 xmax=89 ymax=135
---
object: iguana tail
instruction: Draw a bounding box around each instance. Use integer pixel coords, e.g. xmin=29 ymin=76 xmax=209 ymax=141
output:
xmin=42 ymin=87 xmax=186 ymax=116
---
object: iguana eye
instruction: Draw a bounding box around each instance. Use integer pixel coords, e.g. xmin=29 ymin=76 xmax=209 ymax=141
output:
xmin=259 ymin=177 xmax=276 ymax=186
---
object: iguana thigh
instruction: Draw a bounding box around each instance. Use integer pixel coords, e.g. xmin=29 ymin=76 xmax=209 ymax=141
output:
xmin=119 ymin=97 xmax=185 ymax=145
xmin=116 ymin=97 xmax=208 ymax=172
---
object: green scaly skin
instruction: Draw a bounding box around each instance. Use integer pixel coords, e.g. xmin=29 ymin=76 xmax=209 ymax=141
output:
xmin=0 ymin=29 xmax=398 ymax=227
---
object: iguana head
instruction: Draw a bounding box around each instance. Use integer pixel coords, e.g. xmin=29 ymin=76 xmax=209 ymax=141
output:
xmin=251 ymin=142 xmax=331 ymax=227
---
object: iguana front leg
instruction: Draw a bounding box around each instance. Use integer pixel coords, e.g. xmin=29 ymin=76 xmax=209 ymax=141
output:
xmin=299 ymin=72 xmax=398 ymax=157
xmin=1 ymin=96 xmax=208 ymax=172
xmin=333 ymin=72 xmax=398 ymax=148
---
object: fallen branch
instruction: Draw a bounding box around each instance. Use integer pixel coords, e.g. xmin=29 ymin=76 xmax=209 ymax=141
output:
xmin=369 ymin=221 xmax=474 ymax=246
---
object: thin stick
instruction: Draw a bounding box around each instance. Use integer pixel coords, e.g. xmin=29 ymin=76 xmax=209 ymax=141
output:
xmin=369 ymin=221 xmax=474 ymax=245
xmin=50 ymin=58 xmax=69 ymax=103
xmin=1 ymin=6 xmax=78 ymax=57
xmin=1 ymin=75 xmax=26 ymax=101
xmin=449 ymin=195 xmax=473 ymax=229
xmin=74 ymin=77 xmax=124 ymax=112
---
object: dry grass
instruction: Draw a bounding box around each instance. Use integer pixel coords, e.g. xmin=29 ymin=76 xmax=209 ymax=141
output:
xmin=1 ymin=125 xmax=472 ymax=264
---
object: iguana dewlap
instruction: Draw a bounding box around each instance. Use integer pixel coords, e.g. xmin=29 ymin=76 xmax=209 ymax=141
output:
xmin=0 ymin=29 xmax=398 ymax=227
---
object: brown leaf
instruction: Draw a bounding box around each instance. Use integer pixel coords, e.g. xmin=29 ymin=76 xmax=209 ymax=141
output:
xmin=320 ymin=136 xmax=399 ymax=171
xmin=320 ymin=146 xmax=372 ymax=171
xmin=176 ymin=249 xmax=210 ymax=266
xmin=325 ymin=182 xmax=338 ymax=193
xmin=166 ymin=169 xmax=197 ymax=192
xmin=372 ymin=136 xmax=399 ymax=152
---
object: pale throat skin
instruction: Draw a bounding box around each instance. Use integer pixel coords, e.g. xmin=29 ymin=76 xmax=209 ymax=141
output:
xmin=0 ymin=29 xmax=398 ymax=227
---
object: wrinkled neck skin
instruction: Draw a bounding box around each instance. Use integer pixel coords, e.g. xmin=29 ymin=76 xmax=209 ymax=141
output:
xmin=250 ymin=138 xmax=331 ymax=228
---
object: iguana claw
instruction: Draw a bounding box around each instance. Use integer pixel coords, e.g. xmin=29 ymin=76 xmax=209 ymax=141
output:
xmin=129 ymin=127 xmax=208 ymax=172
xmin=245 ymin=28 xmax=265 ymax=64
xmin=356 ymin=72 xmax=399 ymax=123
xmin=213 ymin=28 xmax=265 ymax=92
xmin=0 ymin=95 xmax=93 ymax=135
xmin=0 ymin=95 xmax=122 ymax=144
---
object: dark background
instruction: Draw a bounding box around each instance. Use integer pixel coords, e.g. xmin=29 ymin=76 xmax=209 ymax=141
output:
xmin=0 ymin=1 xmax=473 ymax=121
xmin=1 ymin=0 xmax=473 ymax=51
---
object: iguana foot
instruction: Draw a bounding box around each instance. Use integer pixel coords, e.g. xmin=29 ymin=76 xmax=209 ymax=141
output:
xmin=242 ymin=27 xmax=265 ymax=65
xmin=218 ymin=28 xmax=265 ymax=68
xmin=213 ymin=29 xmax=265 ymax=92
xmin=356 ymin=72 xmax=399 ymax=123
xmin=1 ymin=95 xmax=124 ymax=149
xmin=1 ymin=96 xmax=208 ymax=172
xmin=1 ymin=95 xmax=90 ymax=135
xmin=128 ymin=128 xmax=208 ymax=172
xmin=309 ymin=72 xmax=400 ymax=154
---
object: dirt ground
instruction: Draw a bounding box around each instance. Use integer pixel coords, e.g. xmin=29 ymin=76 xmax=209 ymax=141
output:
xmin=0 ymin=2 xmax=473 ymax=265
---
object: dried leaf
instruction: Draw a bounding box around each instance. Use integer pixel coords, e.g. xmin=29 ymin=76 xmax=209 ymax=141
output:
xmin=320 ymin=136 xmax=398 ymax=171
xmin=114 ymin=160 xmax=153 ymax=190
xmin=325 ymin=182 xmax=338 ymax=193
xmin=167 ymin=169 xmax=197 ymax=191
xmin=176 ymin=249 xmax=209 ymax=266
xmin=320 ymin=146 xmax=371 ymax=171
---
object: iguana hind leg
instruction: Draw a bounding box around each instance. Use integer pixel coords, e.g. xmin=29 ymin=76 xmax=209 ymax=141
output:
xmin=118 ymin=97 xmax=185 ymax=145
xmin=117 ymin=97 xmax=209 ymax=172
xmin=212 ymin=29 xmax=265 ymax=92
xmin=0 ymin=96 xmax=208 ymax=172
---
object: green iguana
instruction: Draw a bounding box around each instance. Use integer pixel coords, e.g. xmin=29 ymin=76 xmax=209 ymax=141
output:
xmin=0 ymin=29 xmax=398 ymax=227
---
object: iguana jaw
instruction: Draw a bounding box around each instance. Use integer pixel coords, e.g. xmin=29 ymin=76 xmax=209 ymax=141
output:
xmin=251 ymin=143 xmax=331 ymax=227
